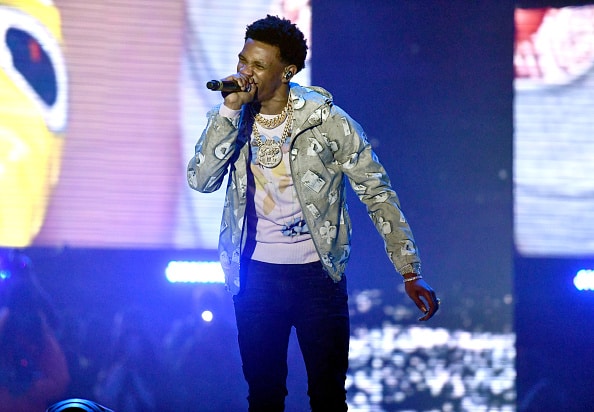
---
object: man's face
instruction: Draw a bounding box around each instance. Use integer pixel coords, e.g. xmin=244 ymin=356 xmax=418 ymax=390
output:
xmin=237 ymin=38 xmax=287 ymax=103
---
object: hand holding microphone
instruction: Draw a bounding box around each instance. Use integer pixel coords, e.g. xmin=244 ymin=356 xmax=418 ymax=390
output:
xmin=206 ymin=74 xmax=255 ymax=110
xmin=206 ymin=80 xmax=249 ymax=92
xmin=206 ymin=75 xmax=252 ymax=93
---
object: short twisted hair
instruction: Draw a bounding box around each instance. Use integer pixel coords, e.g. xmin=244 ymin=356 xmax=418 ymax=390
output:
xmin=245 ymin=15 xmax=308 ymax=72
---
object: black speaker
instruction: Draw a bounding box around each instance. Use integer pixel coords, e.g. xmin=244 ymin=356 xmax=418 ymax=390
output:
xmin=46 ymin=398 xmax=114 ymax=412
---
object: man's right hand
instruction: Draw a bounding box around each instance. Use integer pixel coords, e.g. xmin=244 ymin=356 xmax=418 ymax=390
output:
xmin=222 ymin=73 xmax=256 ymax=110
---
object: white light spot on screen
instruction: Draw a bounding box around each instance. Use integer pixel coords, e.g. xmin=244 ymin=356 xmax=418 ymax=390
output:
xmin=201 ymin=310 xmax=213 ymax=322
xmin=165 ymin=260 xmax=224 ymax=284
xmin=574 ymin=269 xmax=594 ymax=291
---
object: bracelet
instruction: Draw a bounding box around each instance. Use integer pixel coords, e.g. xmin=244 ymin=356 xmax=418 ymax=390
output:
xmin=403 ymin=275 xmax=422 ymax=283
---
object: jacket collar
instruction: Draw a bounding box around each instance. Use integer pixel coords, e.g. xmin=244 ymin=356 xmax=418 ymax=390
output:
xmin=289 ymin=83 xmax=333 ymax=134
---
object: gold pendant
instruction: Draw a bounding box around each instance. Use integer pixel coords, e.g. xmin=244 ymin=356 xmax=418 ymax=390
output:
xmin=257 ymin=139 xmax=283 ymax=168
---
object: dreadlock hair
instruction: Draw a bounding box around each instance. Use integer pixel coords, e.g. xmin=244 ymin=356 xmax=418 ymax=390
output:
xmin=245 ymin=15 xmax=308 ymax=72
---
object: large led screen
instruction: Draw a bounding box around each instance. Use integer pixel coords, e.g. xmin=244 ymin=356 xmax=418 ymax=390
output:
xmin=514 ymin=5 xmax=594 ymax=257
xmin=1 ymin=0 xmax=310 ymax=249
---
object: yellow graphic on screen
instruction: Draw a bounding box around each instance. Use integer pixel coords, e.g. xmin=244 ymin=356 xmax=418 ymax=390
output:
xmin=0 ymin=0 xmax=68 ymax=246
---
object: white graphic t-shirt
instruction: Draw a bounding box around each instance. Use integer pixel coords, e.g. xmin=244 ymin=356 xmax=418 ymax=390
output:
xmin=247 ymin=117 xmax=318 ymax=264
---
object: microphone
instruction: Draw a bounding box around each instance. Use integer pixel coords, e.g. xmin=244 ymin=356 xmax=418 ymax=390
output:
xmin=206 ymin=80 xmax=245 ymax=92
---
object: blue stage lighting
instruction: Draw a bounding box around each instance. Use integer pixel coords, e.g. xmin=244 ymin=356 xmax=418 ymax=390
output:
xmin=201 ymin=310 xmax=214 ymax=322
xmin=573 ymin=269 xmax=594 ymax=291
xmin=165 ymin=260 xmax=225 ymax=284
xmin=0 ymin=269 xmax=10 ymax=281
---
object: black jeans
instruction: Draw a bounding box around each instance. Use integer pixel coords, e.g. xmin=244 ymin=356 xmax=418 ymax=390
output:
xmin=233 ymin=259 xmax=350 ymax=412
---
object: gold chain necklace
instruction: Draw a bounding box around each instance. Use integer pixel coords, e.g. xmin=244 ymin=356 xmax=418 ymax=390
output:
xmin=252 ymin=100 xmax=289 ymax=129
xmin=252 ymin=101 xmax=293 ymax=168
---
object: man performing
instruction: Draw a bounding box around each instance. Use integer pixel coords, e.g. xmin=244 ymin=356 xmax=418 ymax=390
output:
xmin=187 ymin=14 xmax=440 ymax=411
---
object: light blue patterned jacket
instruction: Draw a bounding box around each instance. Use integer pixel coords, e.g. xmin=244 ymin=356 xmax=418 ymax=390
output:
xmin=187 ymin=84 xmax=421 ymax=294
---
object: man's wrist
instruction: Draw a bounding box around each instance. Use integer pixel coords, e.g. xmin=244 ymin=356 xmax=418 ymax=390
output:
xmin=403 ymin=275 xmax=422 ymax=283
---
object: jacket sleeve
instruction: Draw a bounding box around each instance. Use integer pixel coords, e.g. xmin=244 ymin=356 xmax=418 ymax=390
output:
xmin=187 ymin=106 xmax=241 ymax=193
xmin=328 ymin=105 xmax=421 ymax=275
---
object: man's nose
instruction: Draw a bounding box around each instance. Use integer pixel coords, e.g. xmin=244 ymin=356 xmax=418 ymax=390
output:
xmin=239 ymin=64 xmax=253 ymax=76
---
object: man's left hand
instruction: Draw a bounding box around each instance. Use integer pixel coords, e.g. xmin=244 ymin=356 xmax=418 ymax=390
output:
xmin=403 ymin=277 xmax=440 ymax=321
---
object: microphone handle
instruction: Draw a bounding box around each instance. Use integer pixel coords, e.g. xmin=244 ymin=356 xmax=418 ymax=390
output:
xmin=206 ymin=80 xmax=243 ymax=92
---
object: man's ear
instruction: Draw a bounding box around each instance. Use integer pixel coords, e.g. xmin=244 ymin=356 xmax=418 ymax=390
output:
xmin=283 ymin=65 xmax=297 ymax=82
